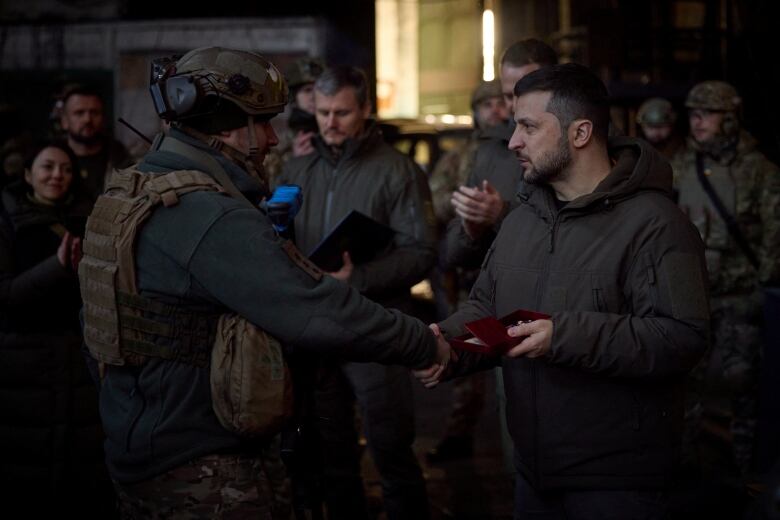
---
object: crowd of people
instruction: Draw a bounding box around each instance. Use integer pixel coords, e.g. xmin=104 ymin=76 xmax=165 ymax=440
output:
xmin=0 ymin=36 xmax=778 ymax=520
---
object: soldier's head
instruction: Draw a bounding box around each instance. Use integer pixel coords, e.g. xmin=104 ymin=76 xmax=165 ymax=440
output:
xmin=313 ymin=65 xmax=372 ymax=148
xmin=508 ymin=63 xmax=609 ymax=186
xmin=471 ymin=80 xmax=508 ymax=129
xmin=637 ymin=97 xmax=676 ymax=145
xmin=149 ymin=47 xmax=288 ymax=166
xmin=60 ymin=84 xmax=106 ymax=149
xmin=685 ymin=80 xmax=741 ymax=145
xmin=285 ymin=57 xmax=325 ymax=115
xmin=499 ymin=39 xmax=558 ymax=114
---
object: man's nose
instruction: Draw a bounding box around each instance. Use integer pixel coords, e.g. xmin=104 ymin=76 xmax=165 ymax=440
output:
xmin=266 ymin=124 xmax=279 ymax=146
xmin=508 ymin=130 xmax=524 ymax=151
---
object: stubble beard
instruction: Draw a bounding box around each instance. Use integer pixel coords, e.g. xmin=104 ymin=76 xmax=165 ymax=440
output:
xmin=523 ymin=135 xmax=572 ymax=185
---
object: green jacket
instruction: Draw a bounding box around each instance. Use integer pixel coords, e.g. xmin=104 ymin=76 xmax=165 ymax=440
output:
xmin=97 ymin=129 xmax=437 ymax=483
xmin=671 ymin=130 xmax=780 ymax=298
xmin=279 ymin=124 xmax=437 ymax=310
xmin=440 ymin=137 xmax=709 ymax=490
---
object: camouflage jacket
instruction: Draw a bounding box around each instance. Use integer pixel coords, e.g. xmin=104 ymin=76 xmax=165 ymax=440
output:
xmin=428 ymin=131 xmax=480 ymax=224
xmin=670 ymin=130 xmax=780 ymax=296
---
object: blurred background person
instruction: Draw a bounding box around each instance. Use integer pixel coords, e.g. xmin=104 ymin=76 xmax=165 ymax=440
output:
xmin=636 ymin=97 xmax=683 ymax=160
xmin=58 ymin=84 xmax=132 ymax=201
xmin=671 ymin=80 xmax=780 ymax=480
xmin=0 ymin=140 xmax=114 ymax=516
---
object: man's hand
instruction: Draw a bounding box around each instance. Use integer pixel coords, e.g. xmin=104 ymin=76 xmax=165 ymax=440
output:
xmin=413 ymin=323 xmax=457 ymax=388
xmin=327 ymin=251 xmax=354 ymax=282
xmin=292 ymin=131 xmax=316 ymax=157
xmin=505 ymin=319 xmax=553 ymax=358
xmin=57 ymin=231 xmax=83 ymax=272
xmin=451 ymin=180 xmax=505 ymax=239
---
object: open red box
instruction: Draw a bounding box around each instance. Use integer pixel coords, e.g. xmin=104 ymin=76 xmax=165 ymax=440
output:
xmin=450 ymin=309 xmax=551 ymax=356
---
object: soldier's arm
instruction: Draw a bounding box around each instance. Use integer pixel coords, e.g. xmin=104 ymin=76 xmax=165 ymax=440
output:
xmin=173 ymin=195 xmax=438 ymax=369
xmin=758 ymin=158 xmax=780 ymax=285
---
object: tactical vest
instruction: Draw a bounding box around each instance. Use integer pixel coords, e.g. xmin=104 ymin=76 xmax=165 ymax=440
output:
xmin=79 ymin=167 xmax=224 ymax=367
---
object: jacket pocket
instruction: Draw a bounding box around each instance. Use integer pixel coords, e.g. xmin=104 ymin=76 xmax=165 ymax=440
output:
xmin=589 ymin=274 xmax=624 ymax=313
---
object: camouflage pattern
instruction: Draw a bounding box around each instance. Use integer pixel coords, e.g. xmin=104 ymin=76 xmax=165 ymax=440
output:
xmin=174 ymin=47 xmax=289 ymax=117
xmin=637 ymin=97 xmax=676 ymax=126
xmin=685 ymin=80 xmax=742 ymax=112
xmin=672 ymin=128 xmax=780 ymax=475
xmin=428 ymin=133 xmax=480 ymax=224
xmin=115 ymin=448 xmax=291 ymax=519
xmin=284 ymin=57 xmax=325 ymax=90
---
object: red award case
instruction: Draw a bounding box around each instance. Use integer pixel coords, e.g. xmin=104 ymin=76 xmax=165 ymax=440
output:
xmin=450 ymin=309 xmax=551 ymax=356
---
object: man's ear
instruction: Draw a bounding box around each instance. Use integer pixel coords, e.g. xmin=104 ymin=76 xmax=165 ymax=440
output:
xmin=570 ymin=119 xmax=594 ymax=149
xmin=24 ymin=168 xmax=32 ymax=185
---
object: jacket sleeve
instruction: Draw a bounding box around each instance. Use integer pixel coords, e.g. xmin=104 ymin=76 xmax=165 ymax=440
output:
xmin=181 ymin=200 xmax=438 ymax=369
xmin=758 ymin=157 xmax=780 ymax=285
xmin=0 ymin=220 xmax=74 ymax=307
xmin=437 ymin=245 xmax=501 ymax=376
xmin=547 ymin=222 xmax=710 ymax=380
xmin=348 ymin=164 xmax=437 ymax=295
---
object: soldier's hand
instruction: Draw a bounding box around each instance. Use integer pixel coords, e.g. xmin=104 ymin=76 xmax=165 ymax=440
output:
xmin=57 ymin=232 xmax=82 ymax=272
xmin=505 ymin=319 xmax=553 ymax=359
xmin=292 ymin=131 xmax=316 ymax=157
xmin=413 ymin=323 xmax=457 ymax=388
xmin=327 ymin=251 xmax=353 ymax=282
xmin=451 ymin=180 xmax=505 ymax=239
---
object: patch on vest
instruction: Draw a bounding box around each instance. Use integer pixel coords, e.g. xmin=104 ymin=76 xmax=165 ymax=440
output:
xmin=281 ymin=240 xmax=323 ymax=281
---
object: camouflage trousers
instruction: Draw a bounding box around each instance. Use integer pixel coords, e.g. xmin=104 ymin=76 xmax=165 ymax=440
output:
xmin=684 ymin=298 xmax=762 ymax=475
xmin=115 ymin=447 xmax=291 ymax=519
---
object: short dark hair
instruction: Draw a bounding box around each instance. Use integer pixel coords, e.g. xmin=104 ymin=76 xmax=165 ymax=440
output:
xmin=62 ymin=83 xmax=105 ymax=106
xmin=25 ymin=139 xmax=78 ymax=171
xmin=500 ymin=39 xmax=558 ymax=69
xmin=514 ymin=63 xmax=610 ymax=143
xmin=314 ymin=65 xmax=369 ymax=107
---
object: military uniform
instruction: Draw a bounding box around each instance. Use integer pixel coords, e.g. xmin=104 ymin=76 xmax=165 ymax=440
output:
xmin=671 ymin=80 xmax=780 ymax=474
xmin=79 ymin=48 xmax=439 ymax=518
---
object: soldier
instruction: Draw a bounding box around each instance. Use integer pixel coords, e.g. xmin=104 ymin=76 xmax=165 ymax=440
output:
xmin=78 ymin=47 xmax=450 ymax=518
xmin=264 ymin=57 xmax=325 ymax=185
xmin=426 ymin=79 xmax=507 ymax=463
xmin=636 ymin=97 xmax=682 ymax=160
xmin=58 ymin=84 xmax=132 ymax=200
xmin=671 ymin=80 xmax=780 ymax=476
xmin=279 ymin=65 xmax=436 ymax=520
xmin=441 ymin=39 xmax=557 ymax=470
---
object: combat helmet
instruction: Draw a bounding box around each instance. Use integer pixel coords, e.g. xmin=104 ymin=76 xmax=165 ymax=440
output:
xmin=150 ymin=46 xmax=288 ymax=122
xmin=285 ymin=57 xmax=325 ymax=91
xmin=637 ymin=97 xmax=676 ymax=126
xmin=685 ymin=80 xmax=741 ymax=112
xmin=471 ymin=80 xmax=503 ymax=109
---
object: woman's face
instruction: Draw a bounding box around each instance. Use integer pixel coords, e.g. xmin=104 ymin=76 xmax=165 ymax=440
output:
xmin=25 ymin=147 xmax=74 ymax=203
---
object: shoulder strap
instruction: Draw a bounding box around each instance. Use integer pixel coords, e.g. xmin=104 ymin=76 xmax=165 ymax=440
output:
xmin=695 ymin=152 xmax=760 ymax=270
xmin=157 ymin=136 xmax=256 ymax=209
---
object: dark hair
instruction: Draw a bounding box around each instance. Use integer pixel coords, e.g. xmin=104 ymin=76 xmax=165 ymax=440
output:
xmin=500 ymin=39 xmax=558 ymax=69
xmin=25 ymin=139 xmax=78 ymax=171
xmin=513 ymin=63 xmax=610 ymax=143
xmin=62 ymin=83 xmax=105 ymax=107
xmin=314 ymin=65 xmax=369 ymax=107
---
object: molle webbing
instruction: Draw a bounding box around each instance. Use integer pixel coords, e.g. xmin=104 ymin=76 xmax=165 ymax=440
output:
xmin=79 ymin=168 xmax=224 ymax=366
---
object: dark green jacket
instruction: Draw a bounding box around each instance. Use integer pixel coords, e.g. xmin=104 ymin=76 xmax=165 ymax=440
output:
xmin=440 ymin=137 xmax=710 ymax=490
xmin=279 ymin=124 xmax=437 ymax=311
xmin=444 ymin=123 xmax=522 ymax=270
xmin=98 ymin=129 xmax=437 ymax=483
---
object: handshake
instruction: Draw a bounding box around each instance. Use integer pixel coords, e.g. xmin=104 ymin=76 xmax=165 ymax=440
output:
xmin=413 ymin=318 xmax=554 ymax=388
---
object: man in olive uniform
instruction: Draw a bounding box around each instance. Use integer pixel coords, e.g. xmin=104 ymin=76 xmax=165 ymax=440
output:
xmin=426 ymin=79 xmax=507 ymax=463
xmin=636 ymin=97 xmax=682 ymax=160
xmin=279 ymin=65 xmax=436 ymax=520
xmin=671 ymin=80 xmax=780 ymax=476
xmin=264 ymin=57 xmax=325 ymax=185
xmin=79 ymin=48 xmax=449 ymax=518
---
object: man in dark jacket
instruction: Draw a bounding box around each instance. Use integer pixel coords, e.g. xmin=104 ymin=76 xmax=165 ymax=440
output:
xmin=417 ymin=64 xmax=710 ymax=519
xmin=279 ymin=65 xmax=436 ymax=519
xmin=80 ymin=48 xmax=449 ymax=518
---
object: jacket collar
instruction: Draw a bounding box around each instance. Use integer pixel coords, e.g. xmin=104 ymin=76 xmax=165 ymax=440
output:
xmin=312 ymin=120 xmax=384 ymax=167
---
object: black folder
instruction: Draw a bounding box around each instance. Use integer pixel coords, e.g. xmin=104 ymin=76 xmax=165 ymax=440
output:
xmin=308 ymin=210 xmax=395 ymax=272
